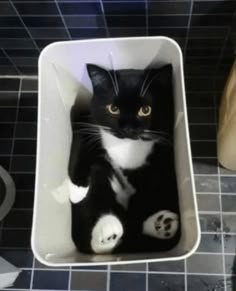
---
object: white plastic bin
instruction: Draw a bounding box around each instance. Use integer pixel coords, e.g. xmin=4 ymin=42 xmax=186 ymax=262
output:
xmin=32 ymin=37 xmax=200 ymax=266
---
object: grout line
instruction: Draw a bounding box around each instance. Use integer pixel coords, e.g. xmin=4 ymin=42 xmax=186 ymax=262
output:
xmin=67 ymin=267 xmax=72 ymax=291
xmin=9 ymin=1 xmax=41 ymax=53
xmin=0 ymin=75 xmax=37 ymax=79
xmin=0 ymin=13 xmax=234 ymax=17
xmin=106 ymin=264 xmax=111 ymax=291
xmin=184 ymin=259 xmax=188 ymax=291
xmin=54 ymin=0 xmax=72 ymax=40
xmin=0 ymin=268 xmax=233 ymax=277
xmin=99 ymin=0 xmax=110 ymax=37
xmin=146 ymin=262 xmax=148 ymax=291
xmin=29 ymin=256 xmax=35 ymax=290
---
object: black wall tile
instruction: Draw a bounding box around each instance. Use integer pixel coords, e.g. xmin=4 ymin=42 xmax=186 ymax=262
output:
xmin=0 ymin=16 xmax=24 ymax=28
xmin=22 ymin=16 xmax=64 ymax=27
xmin=0 ymin=28 xmax=29 ymax=38
xmin=14 ymin=2 xmax=60 ymax=15
xmin=0 ymin=39 xmax=37 ymax=49
xmin=0 ymin=78 xmax=19 ymax=91
xmin=29 ymin=28 xmax=69 ymax=38
xmin=0 ymin=57 xmax=11 ymax=66
xmin=18 ymin=66 xmax=38 ymax=75
xmin=6 ymin=49 xmax=39 ymax=58
xmin=4 ymin=209 xmax=33 ymax=228
xmin=69 ymin=28 xmax=107 ymax=38
xmin=193 ymin=1 xmax=236 ymax=15
xmin=148 ymin=27 xmax=187 ymax=37
xmin=0 ymin=3 xmax=17 ymax=16
xmin=147 ymin=1 xmax=191 ymax=15
xmin=106 ymin=15 xmax=145 ymax=27
xmin=0 ymin=124 xmax=15 ymax=138
xmin=191 ymin=14 xmax=233 ymax=26
xmin=35 ymin=38 xmax=68 ymax=48
xmin=64 ymin=15 xmax=105 ymax=28
xmin=103 ymin=2 xmax=145 ymax=15
xmin=149 ymin=15 xmax=189 ymax=27
xmin=13 ymin=139 xmax=36 ymax=155
xmin=0 ymin=65 xmax=19 ymax=75
xmin=59 ymin=2 xmax=102 ymax=15
xmin=0 ymin=0 xmax=234 ymax=79
xmin=11 ymin=173 xmax=35 ymax=190
xmin=109 ymin=28 xmax=146 ymax=37
xmin=14 ymin=190 xmax=34 ymax=209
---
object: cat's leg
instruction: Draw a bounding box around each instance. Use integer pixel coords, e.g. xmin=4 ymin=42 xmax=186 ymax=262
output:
xmin=142 ymin=210 xmax=179 ymax=239
xmin=71 ymin=164 xmax=125 ymax=254
xmin=68 ymin=134 xmax=92 ymax=203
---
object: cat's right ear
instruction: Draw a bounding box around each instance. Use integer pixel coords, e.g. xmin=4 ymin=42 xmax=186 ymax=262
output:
xmin=86 ymin=64 xmax=116 ymax=94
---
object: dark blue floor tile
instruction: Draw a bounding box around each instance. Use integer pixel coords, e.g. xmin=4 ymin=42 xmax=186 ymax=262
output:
xmin=149 ymin=260 xmax=184 ymax=273
xmin=110 ymin=272 xmax=145 ymax=291
xmin=149 ymin=274 xmax=184 ymax=291
xmin=187 ymin=275 xmax=224 ymax=291
xmin=33 ymin=270 xmax=69 ymax=290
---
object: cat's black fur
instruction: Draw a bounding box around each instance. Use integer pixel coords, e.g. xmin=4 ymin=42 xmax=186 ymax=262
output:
xmin=69 ymin=64 xmax=180 ymax=253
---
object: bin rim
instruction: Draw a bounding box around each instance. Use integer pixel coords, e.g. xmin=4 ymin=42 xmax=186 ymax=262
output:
xmin=32 ymin=36 xmax=201 ymax=267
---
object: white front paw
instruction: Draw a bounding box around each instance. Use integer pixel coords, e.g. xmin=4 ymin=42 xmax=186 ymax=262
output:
xmin=143 ymin=210 xmax=179 ymax=239
xmin=69 ymin=181 xmax=89 ymax=203
xmin=91 ymin=214 xmax=123 ymax=254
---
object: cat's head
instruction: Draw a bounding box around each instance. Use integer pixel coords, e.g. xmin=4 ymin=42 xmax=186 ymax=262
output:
xmin=87 ymin=64 xmax=173 ymax=140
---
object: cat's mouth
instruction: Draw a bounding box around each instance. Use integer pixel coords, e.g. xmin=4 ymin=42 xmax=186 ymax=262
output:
xmin=112 ymin=129 xmax=154 ymax=141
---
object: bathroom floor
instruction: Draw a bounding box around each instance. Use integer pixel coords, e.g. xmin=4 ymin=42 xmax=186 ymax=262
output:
xmin=0 ymin=77 xmax=235 ymax=290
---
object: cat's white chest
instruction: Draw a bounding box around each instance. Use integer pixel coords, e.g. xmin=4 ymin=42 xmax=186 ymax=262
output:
xmin=100 ymin=129 xmax=154 ymax=169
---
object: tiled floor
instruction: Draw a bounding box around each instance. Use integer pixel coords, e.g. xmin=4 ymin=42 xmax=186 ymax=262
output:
xmin=0 ymin=77 xmax=236 ymax=290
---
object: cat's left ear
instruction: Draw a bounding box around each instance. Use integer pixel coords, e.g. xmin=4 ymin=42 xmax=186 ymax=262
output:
xmin=141 ymin=64 xmax=172 ymax=96
xmin=149 ymin=64 xmax=172 ymax=88
xmin=86 ymin=64 xmax=117 ymax=95
xmin=154 ymin=64 xmax=172 ymax=87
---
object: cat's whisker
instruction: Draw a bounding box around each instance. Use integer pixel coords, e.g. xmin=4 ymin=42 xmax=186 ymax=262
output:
xmin=144 ymin=129 xmax=170 ymax=136
xmin=76 ymin=122 xmax=111 ymax=130
xmin=156 ymin=136 xmax=173 ymax=146
xmin=109 ymin=52 xmax=119 ymax=95
xmin=84 ymin=135 xmax=102 ymax=152
xmin=140 ymin=69 xmax=151 ymax=97
xmin=107 ymin=70 xmax=118 ymax=96
xmin=113 ymin=70 xmax=119 ymax=94
xmin=142 ymin=74 xmax=158 ymax=97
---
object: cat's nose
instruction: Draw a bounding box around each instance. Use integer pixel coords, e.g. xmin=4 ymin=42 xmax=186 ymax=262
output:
xmin=123 ymin=127 xmax=133 ymax=135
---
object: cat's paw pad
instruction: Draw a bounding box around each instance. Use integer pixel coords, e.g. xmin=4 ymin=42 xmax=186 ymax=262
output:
xmin=91 ymin=214 xmax=123 ymax=254
xmin=143 ymin=210 xmax=179 ymax=239
xmin=69 ymin=181 xmax=89 ymax=204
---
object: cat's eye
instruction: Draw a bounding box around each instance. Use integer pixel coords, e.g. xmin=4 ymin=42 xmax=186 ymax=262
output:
xmin=138 ymin=105 xmax=152 ymax=117
xmin=106 ymin=104 xmax=120 ymax=115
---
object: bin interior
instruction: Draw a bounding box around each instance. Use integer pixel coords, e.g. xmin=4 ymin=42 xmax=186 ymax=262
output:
xmin=32 ymin=37 xmax=200 ymax=266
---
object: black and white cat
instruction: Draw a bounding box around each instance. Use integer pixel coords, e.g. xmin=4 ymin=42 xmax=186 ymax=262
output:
xmin=68 ymin=64 xmax=180 ymax=254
